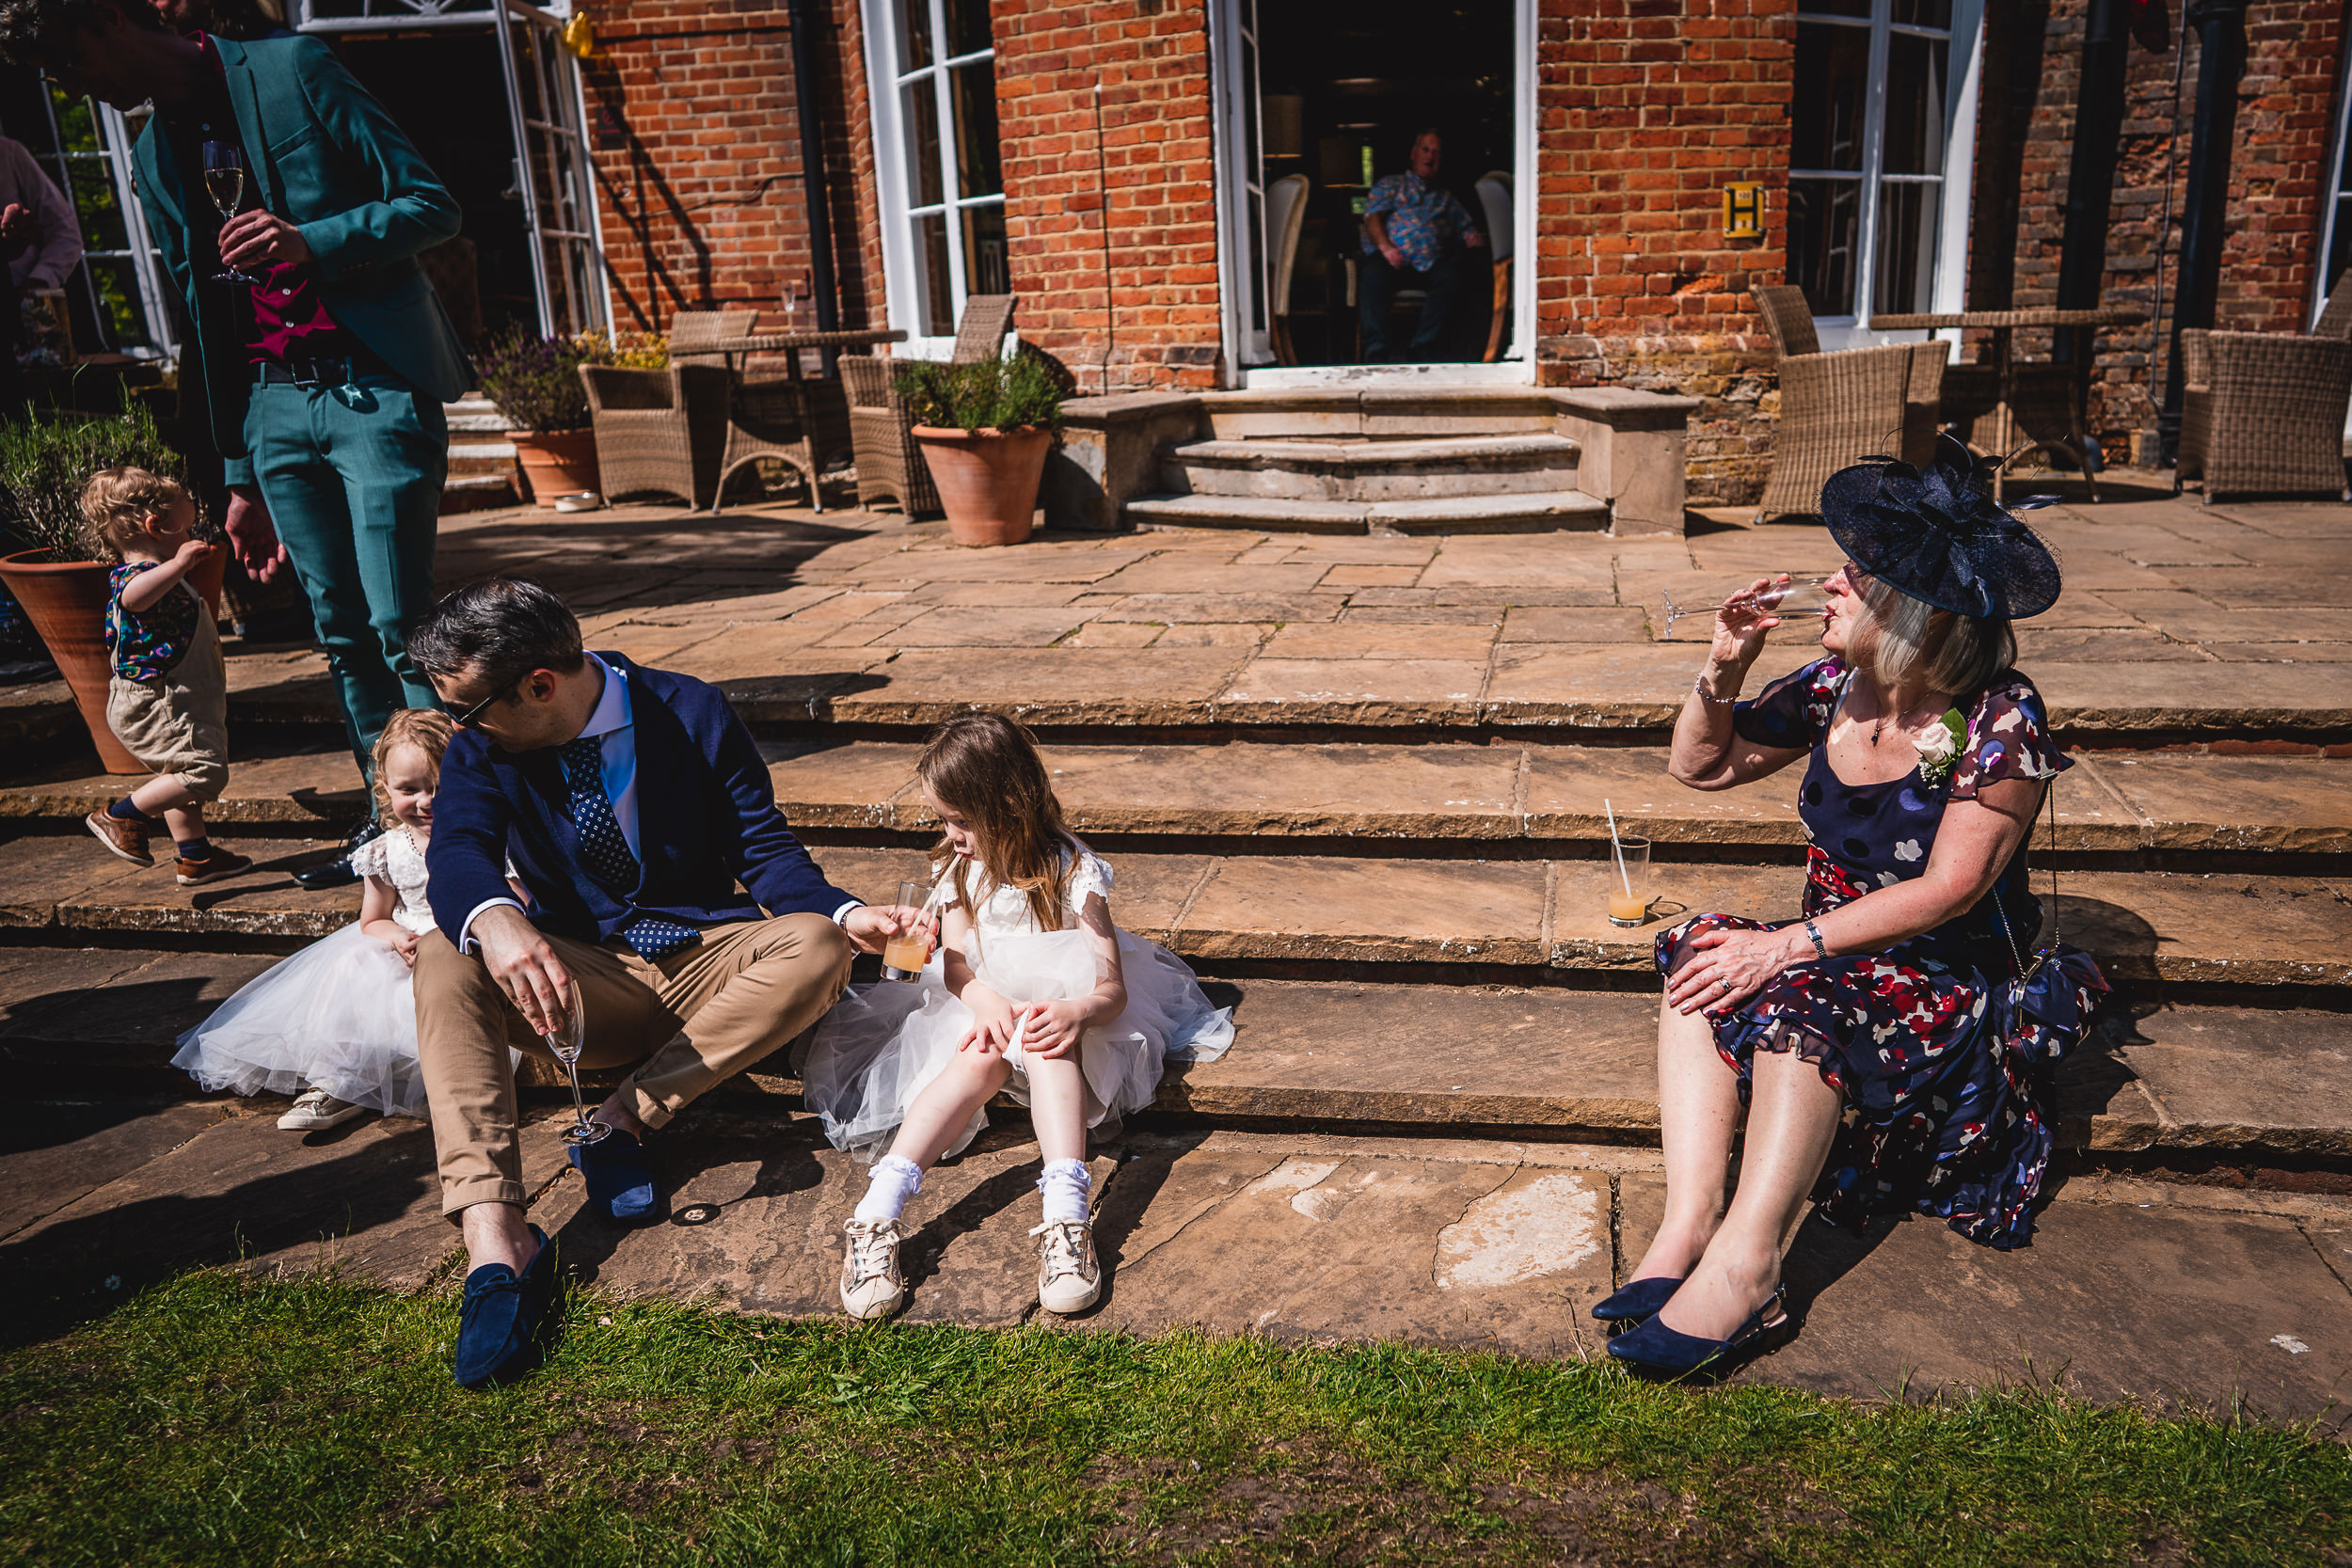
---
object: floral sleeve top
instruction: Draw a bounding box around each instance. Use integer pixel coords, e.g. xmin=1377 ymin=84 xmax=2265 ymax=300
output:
xmin=1731 ymin=657 xmax=2070 ymax=947
xmin=104 ymin=563 xmax=199 ymax=683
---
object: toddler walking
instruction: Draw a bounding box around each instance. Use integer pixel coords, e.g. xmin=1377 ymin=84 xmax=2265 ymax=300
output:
xmin=77 ymin=467 xmax=248 ymax=885
xmin=802 ymin=713 xmax=1233 ymax=1321
xmin=174 ymin=709 xmax=487 ymax=1131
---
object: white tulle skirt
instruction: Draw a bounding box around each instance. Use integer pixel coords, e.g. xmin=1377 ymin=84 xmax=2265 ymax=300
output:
xmin=800 ymin=927 xmax=1234 ymax=1161
xmin=170 ymin=924 xmax=430 ymax=1117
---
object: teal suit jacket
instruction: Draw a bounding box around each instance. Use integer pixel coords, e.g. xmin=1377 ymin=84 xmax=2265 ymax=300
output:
xmin=134 ymin=35 xmax=473 ymax=484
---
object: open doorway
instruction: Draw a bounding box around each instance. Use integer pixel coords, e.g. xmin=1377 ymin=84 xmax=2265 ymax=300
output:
xmin=1219 ymin=0 xmax=1518 ymax=375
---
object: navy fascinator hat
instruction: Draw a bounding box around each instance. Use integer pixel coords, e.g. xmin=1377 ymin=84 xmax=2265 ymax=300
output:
xmin=1818 ymin=435 xmax=2063 ymax=621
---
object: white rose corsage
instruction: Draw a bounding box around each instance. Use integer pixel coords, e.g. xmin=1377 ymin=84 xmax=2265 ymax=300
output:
xmin=1915 ymin=707 xmax=1967 ymax=790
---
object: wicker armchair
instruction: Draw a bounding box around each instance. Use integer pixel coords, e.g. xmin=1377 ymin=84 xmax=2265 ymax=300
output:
xmin=580 ymin=362 xmax=732 ymax=510
xmin=2174 ymin=274 xmax=2352 ymax=501
xmin=845 ymin=293 xmax=1017 ymax=515
xmin=1754 ymin=285 xmax=1945 ymax=522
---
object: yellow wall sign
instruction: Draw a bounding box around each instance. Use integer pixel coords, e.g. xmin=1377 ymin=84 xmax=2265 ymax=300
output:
xmin=1724 ymin=182 xmax=1764 ymax=240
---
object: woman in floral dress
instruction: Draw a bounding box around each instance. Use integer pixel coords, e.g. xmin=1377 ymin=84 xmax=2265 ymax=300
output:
xmin=1602 ymin=438 xmax=2107 ymax=1376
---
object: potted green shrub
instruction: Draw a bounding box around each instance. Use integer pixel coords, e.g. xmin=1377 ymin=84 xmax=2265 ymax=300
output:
xmin=898 ymin=354 xmax=1063 ymax=546
xmin=0 ymin=402 xmax=221 ymax=772
xmin=476 ymin=329 xmax=613 ymax=506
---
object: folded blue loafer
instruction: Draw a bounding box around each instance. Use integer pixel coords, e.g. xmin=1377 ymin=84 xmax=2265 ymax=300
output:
xmin=1606 ymin=1284 xmax=1788 ymax=1380
xmin=453 ymin=1224 xmax=557 ymax=1390
xmin=570 ymin=1126 xmax=658 ymax=1222
xmin=1590 ymin=1275 xmax=1684 ymax=1324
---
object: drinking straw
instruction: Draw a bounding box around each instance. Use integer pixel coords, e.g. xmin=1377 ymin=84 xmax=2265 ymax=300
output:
xmin=1604 ymin=798 xmax=1633 ymax=898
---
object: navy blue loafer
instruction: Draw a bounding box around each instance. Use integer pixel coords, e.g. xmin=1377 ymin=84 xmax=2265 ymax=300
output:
xmin=1590 ymin=1275 xmax=1685 ymax=1324
xmin=453 ymin=1224 xmax=557 ymax=1390
xmin=1606 ymin=1284 xmax=1788 ymax=1380
xmin=570 ymin=1127 xmax=658 ymax=1222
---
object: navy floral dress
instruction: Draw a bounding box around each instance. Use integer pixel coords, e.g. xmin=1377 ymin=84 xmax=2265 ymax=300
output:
xmin=1656 ymin=657 xmax=2106 ymax=1250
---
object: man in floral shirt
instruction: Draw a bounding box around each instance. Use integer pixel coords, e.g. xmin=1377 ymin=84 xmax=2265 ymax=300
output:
xmin=1360 ymin=128 xmax=1486 ymax=362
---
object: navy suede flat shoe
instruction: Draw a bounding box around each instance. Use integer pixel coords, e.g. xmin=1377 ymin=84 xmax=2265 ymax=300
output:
xmin=570 ymin=1127 xmax=658 ymax=1222
xmin=453 ymin=1224 xmax=557 ymax=1390
xmin=1605 ymin=1284 xmax=1788 ymax=1379
xmin=1590 ymin=1275 xmax=1684 ymax=1324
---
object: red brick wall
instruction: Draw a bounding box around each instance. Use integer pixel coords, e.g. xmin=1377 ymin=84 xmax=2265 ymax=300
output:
xmin=580 ymin=0 xmax=883 ymax=334
xmin=989 ymin=0 xmax=1225 ymax=390
xmin=1531 ymin=0 xmax=1795 ymax=506
xmin=1984 ymin=0 xmax=2346 ymax=448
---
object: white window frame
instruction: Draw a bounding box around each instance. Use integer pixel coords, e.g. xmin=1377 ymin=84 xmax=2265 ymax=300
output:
xmin=2314 ymin=30 xmax=2352 ymax=327
xmin=1791 ymin=0 xmax=1982 ymax=355
xmin=1216 ymin=0 xmax=1537 ymax=388
xmin=863 ymin=0 xmax=1008 ymax=359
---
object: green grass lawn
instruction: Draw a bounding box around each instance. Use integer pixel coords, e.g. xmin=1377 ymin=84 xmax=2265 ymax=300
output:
xmin=0 ymin=1269 xmax=2344 ymax=1566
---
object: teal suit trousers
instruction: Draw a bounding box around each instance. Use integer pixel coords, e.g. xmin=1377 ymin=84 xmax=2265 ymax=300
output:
xmin=243 ymin=374 xmax=445 ymax=767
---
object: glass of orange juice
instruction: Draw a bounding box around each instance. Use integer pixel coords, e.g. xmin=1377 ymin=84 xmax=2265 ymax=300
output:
xmin=1606 ymin=836 xmax=1654 ymax=927
xmin=882 ymin=878 xmax=934 ymax=981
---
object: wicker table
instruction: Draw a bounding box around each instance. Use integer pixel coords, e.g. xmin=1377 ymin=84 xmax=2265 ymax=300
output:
xmin=672 ymin=328 xmax=906 ymax=512
xmin=1868 ymin=307 xmax=2145 ymax=501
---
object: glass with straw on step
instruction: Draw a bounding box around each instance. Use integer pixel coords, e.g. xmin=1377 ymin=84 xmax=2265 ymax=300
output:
xmin=882 ymin=861 xmax=960 ymax=982
xmin=1604 ymin=799 xmax=1653 ymax=927
xmin=1661 ymin=573 xmax=1835 ymax=638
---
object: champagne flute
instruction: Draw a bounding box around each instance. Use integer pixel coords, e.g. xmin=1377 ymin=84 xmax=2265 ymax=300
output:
xmin=1660 ymin=573 xmax=1835 ymax=638
xmin=543 ymin=988 xmax=609 ymax=1148
xmin=203 ymin=142 xmax=262 ymax=286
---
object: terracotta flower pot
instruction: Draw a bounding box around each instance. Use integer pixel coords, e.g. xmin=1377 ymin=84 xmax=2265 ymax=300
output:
xmin=912 ymin=425 xmax=1051 ymax=547
xmin=0 ymin=546 xmax=223 ymax=774
xmin=510 ymin=428 xmax=601 ymax=507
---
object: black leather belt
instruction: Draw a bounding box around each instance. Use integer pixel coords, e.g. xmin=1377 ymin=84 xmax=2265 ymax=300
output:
xmin=254 ymin=356 xmax=358 ymax=388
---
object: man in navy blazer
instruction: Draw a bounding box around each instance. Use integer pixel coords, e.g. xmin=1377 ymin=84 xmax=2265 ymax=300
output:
xmin=407 ymin=578 xmax=917 ymax=1388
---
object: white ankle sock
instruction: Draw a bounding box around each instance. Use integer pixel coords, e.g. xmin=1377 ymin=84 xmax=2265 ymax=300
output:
xmin=854 ymin=1154 xmax=924 ymax=1222
xmin=1037 ymin=1157 xmax=1090 ymax=1225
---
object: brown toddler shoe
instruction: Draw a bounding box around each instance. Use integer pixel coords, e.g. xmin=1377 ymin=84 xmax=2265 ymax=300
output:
xmin=85 ymin=809 xmax=154 ymax=868
xmin=175 ymin=847 xmax=254 ymax=887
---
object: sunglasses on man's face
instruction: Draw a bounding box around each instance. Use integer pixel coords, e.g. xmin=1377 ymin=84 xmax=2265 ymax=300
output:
xmin=451 ymin=675 xmax=523 ymax=729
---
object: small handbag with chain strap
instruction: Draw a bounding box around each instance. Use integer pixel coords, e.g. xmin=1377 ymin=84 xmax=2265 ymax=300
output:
xmin=1986 ymin=783 xmax=2111 ymax=1068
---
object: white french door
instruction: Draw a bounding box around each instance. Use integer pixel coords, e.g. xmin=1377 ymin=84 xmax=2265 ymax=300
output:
xmin=493 ymin=0 xmax=610 ymax=337
xmin=1213 ymin=0 xmax=1271 ymax=366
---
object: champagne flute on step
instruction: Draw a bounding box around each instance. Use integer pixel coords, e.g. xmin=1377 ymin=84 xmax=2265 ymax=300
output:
xmin=1660 ymin=573 xmax=1836 ymax=638
xmin=544 ymin=986 xmax=609 ymax=1148
xmin=203 ymin=142 xmax=262 ymax=286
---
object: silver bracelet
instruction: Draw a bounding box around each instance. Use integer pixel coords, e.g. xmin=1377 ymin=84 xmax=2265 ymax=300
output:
xmin=1692 ymin=676 xmax=1738 ymax=706
xmin=1804 ymin=919 xmax=1828 ymax=959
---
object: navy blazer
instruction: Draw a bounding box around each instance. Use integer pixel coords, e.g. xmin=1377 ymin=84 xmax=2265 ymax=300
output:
xmin=426 ymin=655 xmax=856 ymax=946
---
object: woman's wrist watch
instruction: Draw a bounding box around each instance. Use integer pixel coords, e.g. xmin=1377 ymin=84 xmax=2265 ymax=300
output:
xmin=1802 ymin=919 xmax=1829 ymax=960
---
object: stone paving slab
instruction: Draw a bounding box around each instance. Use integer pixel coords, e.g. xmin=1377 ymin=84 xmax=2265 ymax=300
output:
xmin=1616 ymin=1185 xmax=2352 ymax=1425
xmin=0 ymin=1102 xmax=569 ymax=1337
xmin=6 ymin=1061 xmax=2351 ymax=1418
xmin=11 ymin=741 xmax=2340 ymax=859
xmin=3 ymin=835 xmax=2345 ymax=989
xmin=12 ymin=942 xmax=2343 ymax=1165
xmin=528 ymin=1109 xmax=1118 ymax=1329
xmin=13 ymin=498 xmax=2352 ymax=752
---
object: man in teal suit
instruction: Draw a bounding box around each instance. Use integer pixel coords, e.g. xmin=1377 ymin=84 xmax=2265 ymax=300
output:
xmin=0 ymin=0 xmax=470 ymax=822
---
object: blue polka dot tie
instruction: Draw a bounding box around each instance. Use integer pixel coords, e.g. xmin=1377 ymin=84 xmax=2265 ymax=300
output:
xmin=560 ymin=734 xmax=700 ymax=959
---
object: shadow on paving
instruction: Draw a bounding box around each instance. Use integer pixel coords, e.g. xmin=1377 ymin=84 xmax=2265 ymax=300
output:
xmin=0 ymin=1120 xmax=440 ymax=1347
xmin=442 ymin=512 xmax=882 ymax=619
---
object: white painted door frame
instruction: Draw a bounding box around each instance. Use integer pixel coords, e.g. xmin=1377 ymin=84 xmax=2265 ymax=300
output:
xmin=1210 ymin=0 xmax=1536 ymax=388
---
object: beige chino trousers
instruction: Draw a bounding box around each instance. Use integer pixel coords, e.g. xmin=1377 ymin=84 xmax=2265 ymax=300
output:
xmin=414 ymin=912 xmax=851 ymax=1218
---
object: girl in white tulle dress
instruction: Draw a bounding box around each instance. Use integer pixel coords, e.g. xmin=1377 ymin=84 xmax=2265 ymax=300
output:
xmin=173 ymin=709 xmax=461 ymax=1132
xmin=803 ymin=713 xmax=1233 ymax=1322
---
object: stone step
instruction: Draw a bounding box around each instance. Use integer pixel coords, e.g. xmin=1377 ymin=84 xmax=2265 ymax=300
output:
xmin=1124 ymin=490 xmax=1612 ymax=536
xmin=4 ymin=833 xmax=2345 ymax=991
xmin=1194 ymin=386 xmax=1565 ymax=440
xmin=8 ymin=741 xmax=2343 ymax=864
xmin=5 ymin=950 xmax=2345 ymax=1168
xmin=442 ymin=394 xmax=508 ymax=435
xmin=1160 ymin=435 xmax=1581 ymax=501
xmin=437 ymin=471 xmax=520 ymax=516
